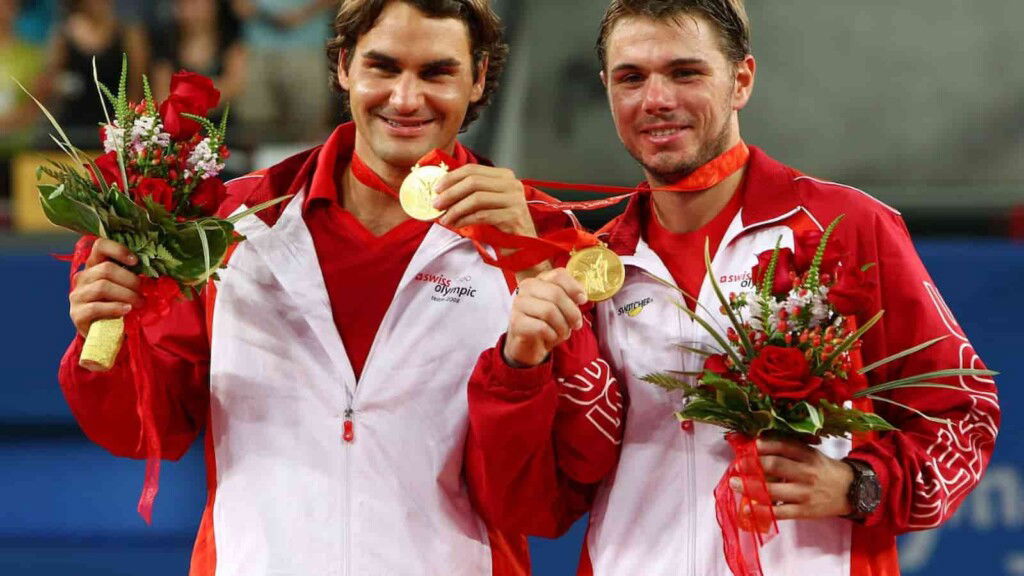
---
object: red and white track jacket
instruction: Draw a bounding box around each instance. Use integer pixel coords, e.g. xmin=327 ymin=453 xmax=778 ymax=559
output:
xmin=470 ymin=147 xmax=999 ymax=575
xmin=57 ymin=134 xmax=589 ymax=576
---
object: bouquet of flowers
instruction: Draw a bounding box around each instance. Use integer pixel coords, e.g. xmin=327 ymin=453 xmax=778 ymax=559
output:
xmin=17 ymin=56 xmax=283 ymax=522
xmin=19 ymin=57 xmax=279 ymax=371
xmin=642 ymin=217 xmax=994 ymax=576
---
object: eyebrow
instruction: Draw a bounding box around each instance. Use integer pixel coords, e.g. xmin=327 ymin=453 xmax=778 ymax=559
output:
xmin=610 ymin=57 xmax=707 ymax=74
xmin=362 ymin=50 xmax=462 ymax=71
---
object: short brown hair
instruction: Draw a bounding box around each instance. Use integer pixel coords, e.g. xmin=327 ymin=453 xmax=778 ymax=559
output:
xmin=596 ymin=0 xmax=750 ymax=70
xmin=326 ymin=0 xmax=508 ymax=130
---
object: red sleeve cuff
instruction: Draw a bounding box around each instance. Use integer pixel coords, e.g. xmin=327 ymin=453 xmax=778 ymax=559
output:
xmin=481 ymin=334 xmax=555 ymax=398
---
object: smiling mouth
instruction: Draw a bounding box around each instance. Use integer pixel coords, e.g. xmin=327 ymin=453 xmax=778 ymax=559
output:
xmin=643 ymin=126 xmax=686 ymax=138
xmin=379 ymin=115 xmax=434 ymax=129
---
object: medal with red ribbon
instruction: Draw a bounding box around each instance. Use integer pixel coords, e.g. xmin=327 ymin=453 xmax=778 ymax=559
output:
xmin=353 ymin=141 xmax=749 ymax=302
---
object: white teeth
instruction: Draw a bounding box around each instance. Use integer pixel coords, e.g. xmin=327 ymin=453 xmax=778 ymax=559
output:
xmin=649 ymin=128 xmax=680 ymax=137
xmin=384 ymin=118 xmax=428 ymax=128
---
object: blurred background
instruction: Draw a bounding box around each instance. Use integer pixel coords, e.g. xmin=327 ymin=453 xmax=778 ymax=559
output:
xmin=0 ymin=0 xmax=1021 ymax=574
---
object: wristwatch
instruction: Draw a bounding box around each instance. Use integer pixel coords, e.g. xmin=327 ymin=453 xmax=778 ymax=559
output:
xmin=842 ymin=458 xmax=881 ymax=521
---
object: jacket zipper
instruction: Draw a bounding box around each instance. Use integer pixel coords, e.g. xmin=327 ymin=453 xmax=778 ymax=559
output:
xmin=679 ymin=300 xmax=698 ymax=576
xmin=337 ymin=234 xmax=459 ymax=576
xmin=342 ymin=387 xmax=354 ymax=576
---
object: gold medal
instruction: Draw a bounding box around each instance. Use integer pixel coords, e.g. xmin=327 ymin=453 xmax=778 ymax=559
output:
xmin=567 ymin=244 xmax=625 ymax=302
xmin=400 ymin=162 xmax=448 ymax=221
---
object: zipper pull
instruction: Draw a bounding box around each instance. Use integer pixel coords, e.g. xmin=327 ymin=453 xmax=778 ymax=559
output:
xmin=343 ymin=409 xmax=355 ymax=443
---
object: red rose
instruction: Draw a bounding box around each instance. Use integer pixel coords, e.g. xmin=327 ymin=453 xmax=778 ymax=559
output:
xmin=159 ymin=71 xmax=221 ymax=140
xmin=750 ymin=247 xmax=795 ymax=295
xmin=136 ymin=177 xmax=176 ymax=212
xmin=747 ymin=345 xmax=823 ymax=400
xmin=160 ymin=98 xmax=202 ymax=141
xmin=87 ymin=151 xmax=122 ymax=188
xmin=704 ymin=354 xmax=731 ymax=376
xmin=168 ymin=71 xmax=220 ymax=112
xmin=827 ymin=265 xmax=875 ymax=317
xmin=190 ymin=177 xmax=227 ymax=216
xmin=794 ymin=229 xmax=845 ymax=278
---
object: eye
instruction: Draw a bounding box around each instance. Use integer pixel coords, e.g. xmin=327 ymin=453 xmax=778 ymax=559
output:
xmin=617 ymin=73 xmax=644 ymax=85
xmin=672 ymin=69 xmax=699 ymax=80
xmin=422 ymin=67 xmax=456 ymax=80
xmin=368 ymin=62 xmax=400 ymax=76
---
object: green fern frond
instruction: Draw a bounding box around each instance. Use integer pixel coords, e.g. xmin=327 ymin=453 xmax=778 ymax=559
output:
xmin=803 ymin=215 xmax=844 ymax=289
xmin=142 ymin=75 xmax=157 ymax=116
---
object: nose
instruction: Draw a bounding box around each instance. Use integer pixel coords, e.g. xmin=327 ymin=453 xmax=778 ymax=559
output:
xmin=641 ymin=74 xmax=675 ymax=115
xmin=389 ymin=72 xmax=424 ymax=115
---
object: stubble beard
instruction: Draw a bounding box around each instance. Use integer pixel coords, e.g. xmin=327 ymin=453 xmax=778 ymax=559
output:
xmin=635 ymin=119 xmax=733 ymax=187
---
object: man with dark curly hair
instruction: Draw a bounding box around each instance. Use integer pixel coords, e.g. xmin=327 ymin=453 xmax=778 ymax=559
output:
xmin=56 ymin=1 xmax=621 ymax=574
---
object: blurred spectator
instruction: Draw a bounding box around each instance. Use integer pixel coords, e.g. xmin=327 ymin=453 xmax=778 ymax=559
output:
xmin=152 ymin=0 xmax=247 ymax=106
xmin=48 ymin=0 xmax=149 ymax=143
xmin=15 ymin=0 xmax=58 ymax=44
xmin=0 ymin=0 xmax=48 ymax=228
xmin=230 ymin=0 xmax=334 ymax=144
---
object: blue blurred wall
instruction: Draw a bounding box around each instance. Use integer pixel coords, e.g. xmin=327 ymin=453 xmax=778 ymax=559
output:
xmin=1 ymin=238 xmax=1021 ymax=575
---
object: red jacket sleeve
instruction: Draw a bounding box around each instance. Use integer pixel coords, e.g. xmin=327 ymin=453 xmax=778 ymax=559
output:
xmin=839 ymin=208 xmax=1000 ymax=533
xmin=58 ymin=284 xmax=212 ymax=462
xmin=466 ymin=313 xmax=624 ymax=538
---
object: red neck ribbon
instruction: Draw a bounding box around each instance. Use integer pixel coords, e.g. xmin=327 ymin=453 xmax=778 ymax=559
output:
xmin=349 ymin=152 xmax=400 ymax=199
xmin=521 ymin=140 xmax=750 ymax=199
xmin=715 ymin=433 xmax=779 ymax=576
xmin=348 ymin=141 xmax=748 ymax=274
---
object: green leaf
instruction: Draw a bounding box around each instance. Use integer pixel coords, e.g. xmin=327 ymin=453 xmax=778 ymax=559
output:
xmin=803 ymin=215 xmax=844 ymax=290
xmin=853 ymin=369 xmax=998 ymax=398
xmin=225 ymin=194 xmax=294 ymax=225
xmin=674 ymin=343 xmax=722 ymax=357
xmin=703 ymin=373 xmax=750 ymax=412
xmin=165 ymin=219 xmax=233 ymax=285
xmin=865 ymin=394 xmax=952 ymax=426
xmin=859 ymin=335 xmax=949 ymax=374
xmin=673 ymin=300 xmax=746 ymax=370
xmin=38 ymin=186 xmax=106 ymax=236
xmin=703 ymin=238 xmax=755 ymax=358
xmin=641 ymin=372 xmax=694 ymax=393
xmin=817 ymin=309 xmax=885 ymax=375
xmin=759 ymin=236 xmax=783 ymax=300
xmin=780 ymin=401 xmax=824 ymax=434
xmin=12 ymin=76 xmax=83 ymax=166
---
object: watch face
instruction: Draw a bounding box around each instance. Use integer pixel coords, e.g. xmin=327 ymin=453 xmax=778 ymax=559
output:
xmin=856 ymin=474 xmax=882 ymax=515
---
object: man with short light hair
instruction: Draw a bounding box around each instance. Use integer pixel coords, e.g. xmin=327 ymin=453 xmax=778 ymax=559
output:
xmin=469 ymin=1 xmax=1000 ymax=573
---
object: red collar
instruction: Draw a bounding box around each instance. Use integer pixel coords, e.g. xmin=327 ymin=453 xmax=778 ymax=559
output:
xmin=602 ymin=146 xmax=803 ymax=255
xmin=304 ymin=122 xmax=357 ymax=212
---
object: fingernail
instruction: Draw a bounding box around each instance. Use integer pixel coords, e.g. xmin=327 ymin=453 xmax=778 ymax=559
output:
xmin=575 ymin=319 xmax=583 ymax=330
xmin=432 ymin=198 xmax=443 ymax=208
xmin=730 ymin=478 xmax=742 ymax=492
xmin=128 ymin=255 xmax=138 ymax=264
xmin=122 ymin=304 xmax=133 ymax=314
xmin=575 ymin=294 xmax=588 ymax=305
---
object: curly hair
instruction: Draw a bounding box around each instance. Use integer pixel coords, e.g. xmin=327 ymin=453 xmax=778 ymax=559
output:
xmin=326 ymin=0 xmax=508 ymax=131
xmin=597 ymin=0 xmax=750 ymax=70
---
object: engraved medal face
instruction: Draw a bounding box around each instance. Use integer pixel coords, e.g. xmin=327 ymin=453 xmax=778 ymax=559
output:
xmin=567 ymin=245 xmax=625 ymax=302
xmin=400 ymin=163 xmax=448 ymax=221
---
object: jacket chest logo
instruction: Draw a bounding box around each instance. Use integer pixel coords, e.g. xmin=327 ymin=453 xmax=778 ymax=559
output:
xmin=616 ymin=296 xmax=654 ymax=318
xmin=414 ymin=272 xmax=479 ymax=304
xmin=718 ymin=270 xmax=757 ymax=291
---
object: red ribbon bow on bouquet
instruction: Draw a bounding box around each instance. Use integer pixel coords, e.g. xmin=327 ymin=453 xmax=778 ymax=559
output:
xmin=61 ymin=237 xmax=182 ymax=524
xmin=714 ymin=433 xmax=780 ymax=576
